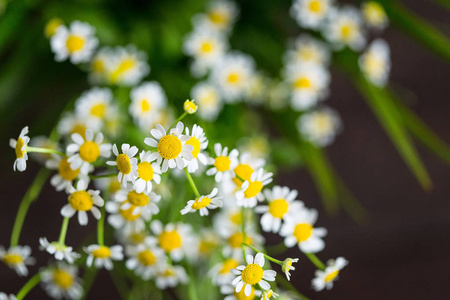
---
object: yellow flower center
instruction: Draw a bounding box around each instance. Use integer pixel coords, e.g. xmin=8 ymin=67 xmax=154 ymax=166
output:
xmin=209 ymin=11 xmax=228 ymax=25
xmin=164 ymin=268 xmax=175 ymax=276
xmin=293 ymin=223 xmax=313 ymax=242
xmin=66 ymin=35 xmax=84 ymax=53
xmin=294 ymin=77 xmax=311 ymax=89
xmin=241 ymin=264 xmax=263 ymax=285
xmin=313 ymin=114 xmax=333 ymax=134
xmin=201 ymin=41 xmax=213 ymax=54
xmin=298 ymin=47 xmax=316 ymax=62
xmin=184 ymin=100 xmax=198 ymax=113
xmin=227 ymin=73 xmax=240 ymax=84
xmin=137 ymin=162 xmax=154 ymax=181
xmin=109 ymin=58 xmax=136 ymax=82
xmin=324 ymin=270 xmax=339 ymax=283
xmin=269 ymin=199 xmax=289 ymax=218
xmin=186 ymin=136 xmax=201 ymax=159
xmin=109 ymin=180 xmax=122 ymax=194
xmin=137 ymin=250 xmax=156 ymax=266
xmin=68 ymin=191 xmax=93 ymax=211
xmin=309 ymin=0 xmax=322 ymax=13
xmin=233 ymin=164 xmax=254 ymax=187
xmin=2 ymin=254 xmax=23 ymax=265
xmin=157 ymin=135 xmax=182 ymax=160
xmin=79 ymin=141 xmax=100 ymax=163
xmin=158 ymin=230 xmax=182 ymax=252
xmin=191 ymin=197 xmax=212 ymax=210
xmin=199 ymin=240 xmax=216 ymax=254
xmin=228 ymin=232 xmax=252 ymax=248
xmin=53 ymin=269 xmax=74 ymax=289
xmin=219 ymin=258 xmax=239 ymax=274
xmin=340 ymin=24 xmax=354 ymax=40
xmin=130 ymin=232 xmax=146 ymax=244
xmin=127 ymin=191 xmax=149 ymax=207
xmin=119 ymin=201 xmax=141 ymax=221
xmin=90 ymin=103 xmax=106 ymax=118
xmin=92 ymin=59 xmax=104 ymax=73
xmin=15 ymin=137 xmax=25 ymax=159
xmin=91 ymin=246 xmax=111 ymax=258
xmin=140 ymin=99 xmax=151 ymax=112
xmin=243 ymin=181 xmax=263 ymax=198
xmin=71 ymin=124 xmax=87 ymax=139
xmin=45 ymin=18 xmax=63 ymax=38
xmin=116 ymin=153 xmax=132 ymax=175
xmin=58 ymin=158 xmax=80 ymax=181
xmin=234 ymin=286 xmax=255 ymax=300
xmin=363 ymin=2 xmax=386 ymax=25
xmin=230 ymin=212 xmax=242 ymax=225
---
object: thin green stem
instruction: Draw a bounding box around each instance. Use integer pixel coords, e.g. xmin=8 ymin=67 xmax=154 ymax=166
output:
xmin=304 ymin=252 xmax=325 ymax=271
xmin=170 ymin=111 xmax=188 ymax=129
xmin=276 ymin=275 xmax=310 ymax=300
xmin=186 ymin=262 xmax=199 ymax=300
xmin=26 ymin=146 xmax=65 ymax=157
xmin=235 ymin=174 xmax=245 ymax=184
xmin=11 ymin=168 xmax=50 ymax=247
xmin=16 ymin=272 xmax=41 ymax=300
xmin=241 ymin=207 xmax=247 ymax=260
xmin=184 ymin=168 xmax=200 ymax=198
xmin=58 ymin=217 xmax=70 ymax=245
xmin=97 ymin=205 xmax=106 ymax=246
xmin=89 ymin=173 xmax=117 ymax=180
xmin=242 ymin=242 xmax=283 ymax=265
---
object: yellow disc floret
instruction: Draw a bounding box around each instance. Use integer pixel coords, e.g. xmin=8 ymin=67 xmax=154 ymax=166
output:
xmin=201 ymin=42 xmax=213 ymax=54
xmin=158 ymin=230 xmax=182 ymax=252
xmin=45 ymin=18 xmax=63 ymax=38
xmin=158 ymin=135 xmax=182 ymax=160
xmin=137 ymin=250 xmax=156 ymax=266
xmin=137 ymin=162 xmax=154 ymax=181
xmin=119 ymin=201 xmax=140 ymax=221
xmin=234 ymin=286 xmax=255 ymax=300
xmin=293 ymin=223 xmax=313 ymax=242
xmin=127 ymin=191 xmax=149 ymax=207
xmin=68 ymin=191 xmax=93 ymax=211
xmin=116 ymin=153 xmax=132 ymax=175
xmin=92 ymin=246 xmax=111 ymax=258
xmin=228 ymin=233 xmax=252 ymax=248
xmin=58 ymin=158 xmax=80 ymax=181
xmin=241 ymin=264 xmax=263 ymax=285
xmin=309 ymin=0 xmax=322 ymax=13
xmin=186 ymin=137 xmax=201 ymax=159
xmin=2 ymin=254 xmax=23 ymax=265
xmin=227 ymin=73 xmax=240 ymax=84
xmin=244 ymin=181 xmax=263 ymax=198
xmin=141 ymin=99 xmax=151 ymax=112
xmin=294 ymin=77 xmax=311 ymax=89
xmin=15 ymin=138 xmax=25 ymax=159
xmin=90 ymin=103 xmax=106 ymax=118
xmin=233 ymin=164 xmax=254 ymax=187
xmin=324 ymin=270 xmax=339 ymax=283
xmin=219 ymin=259 xmax=239 ymax=274
xmin=191 ymin=197 xmax=212 ymax=210
xmin=71 ymin=124 xmax=87 ymax=139
xmin=214 ymin=156 xmax=231 ymax=172
xmin=79 ymin=141 xmax=100 ymax=163
xmin=184 ymin=100 xmax=198 ymax=114
xmin=53 ymin=269 xmax=74 ymax=289
xmin=66 ymin=35 xmax=84 ymax=53
xmin=268 ymin=199 xmax=289 ymax=218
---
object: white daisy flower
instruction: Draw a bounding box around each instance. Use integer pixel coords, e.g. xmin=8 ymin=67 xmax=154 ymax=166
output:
xmin=312 ymin=257 xmax=348 ymax=291
xmin=236 ymin=168 xmax=273 ymax=208
xmin=150 ymin=220 xmax=193 ymax=262
xmin=60 ymin=180 xmax=104 ymax=226
xmin=290 ymin=0 xmax=334 ymax=29
xmin=193 ymin=0 xmax=239 ymax=33
xmin=106 ymin=144 xmax=139 ymax=188
xmin=359 ymin=38 xmax=391 ymax=87
xmin=281 ymin=258 xmax=299 ymax=281
xmin=185 ymin=124 xmax=209 ymax=173
xmin=74 ymin=87 xmax=114 ymax=128
xmin=261 ymin=289 xmax=279 ymax=300
xmin=46 ymin=154 xmax=87 ymax=193
xmin=155 ymin=265 xmax=189 ymax=290
xmin=230 ymin=152 xmax=266 ymax=189
xmin=280 ymin=208 xmax=327 ymax=253
xmin=191 ymin=81 xmax=223 ymax=122
xmin=39 ymin=237 xmax=80 ymax=264
xmin=245 ymin=72 xmax=268 ymax=106
xmin=105 ymin=199 xmax=146 ymax=235
xmin=285 ymin=34 xmax=330 ymax=67
xmin=213 ymin=206 xmax=244 ymax=236
xmin=113 ymin=186 xmax=161 ymax=221
xmin=88 ymin=47 xmax=114 ymax=84
xmin=255 ymin=186 xmax=304 ymax=233
xmin=0 ymin=245 xmax=35 ymax=277
xmin=116 ymin=228 xmax=150 ymax=247
xmin=206 ymin=143 xmax=239 ymax=183
xmin=181 ymin=187 xmax=223 ymax=216
xmin=221 ymin=227 xmax=264 ymax=259
xmin=144 ymin=122 xmax=194 ymax=173
xmin=283 ymin=62 xmax=330 ymax=111
xmin=211 ymin=52 xmax=255 ymax=103
xmin=57 ymin=112 xmax=100 ymax=141
xmin=210 ymin=257 xmax=242 ymax=286
xmin=362 ymin=1 xmax=388 ymax=30
xmin=323 ymin=6 xmax=366 ymax=51
xmin=40 ymin=262 xmax=83 ymax=300
xmin=194 ymin=229 xmax=221 ymax=259
xmin=125 ymin=236 xmax=166 ymax=280
xmin=296 ymin=106 xmax=342 ymax=147
xmin=133 ymin=150 xmax=162 ymax=194
xmin=0 ymin=292 xmax=16 ymax=300
xmin=84 ymin=244 xmax=123 ymax=270
xmin=66 ymin=129 xmax=112 ymax=174
xmin=9 ymin=126 xmax=30 ymax=172
xmin=94 ymin=176 xmax=122 ymax=195
xmin=106 ymin=45 xmax=150 ymax=86
xmin=220 ymin=284 xmax=262 ymax=300
xmin=50 ymin=21 xmax=98 ymax=64
xmin=231 ymin=253 xmax=276 ymax=296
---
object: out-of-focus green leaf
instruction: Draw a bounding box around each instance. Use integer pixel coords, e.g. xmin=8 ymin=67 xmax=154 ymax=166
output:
xmin=431 ymin=0 xmax=450 ymax=11
xmin=0 ymin=0 xmax=27 ymax=55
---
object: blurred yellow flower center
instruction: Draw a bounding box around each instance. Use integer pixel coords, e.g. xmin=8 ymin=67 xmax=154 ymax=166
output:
xmin=130 ymin=232 xmax=146 ymax=244
xmin=234 ymin=286 xmax=255 ymax=300
xmin=299 ymin=47 xmax=316 ymax=62
xmin=92 ymin=59 xmax=104 ymax=73
xmin=228 ymin=232 xmax=252 ymax=248
xmin=71 ymin=124 xmax=87 ymax=139
xmin=58 ymin=158 xmax=80 ymax=181
xmin=141 ymin=99 xmax=151 ymax=112
xmin=294 ymin=77 xmax=311 ymax=89
xmin=137 ymin=162 xmax=154 ymax=181
xmin=363 ymin=53 xmax=383 ymax=76
xmin=116 ymin=153 xmax=132 ymax=174
xmin=313 ymin=114 xmax=333 ymax=134
xmin=269 ymin=199 xmax=289 ymax=218
xmin=110 ymin=58 xmax=136 ymax=82
xmin=138 ymin=250 xmax=156 ymax=266
xmin=186 ymin=137 xmax=201 ymax=158
xmin=241 ymin=264 xmax=263 ymax=285
xmin=119 ymin=201 xmax=140 ymax=221
xmin=66 ymin=35 xmax=84 ymax=53
xmin=340 ymin=24 xmax=354 ymax=40
xmin=92 ymin=246 xmax=111 ymax=258
xmin=209 ymin=11 xmax=228 ymax=25
xmin=79 ymin=141 xmax=100 ymax=163
xmin=363 ymin=2 xmax=386 ymax=25
xmin=15 ymin=138 xmax=25 ymax=159
xmin=227 ymin=73 xmax=240 ymax=84
xmin=324 ymin=270 xmax=339 ymax=283
xmin=309 ymin=0 xmax=322 ymax=13
xmin=109 ymin=179 xmax=121 ymax=193
xmin=201 ymin=42 xmax=213 ymax=53
xmin=68 ymin=191 xmax=93 ymax=211
xmin=230 ymin=212 xmax=242 ymax=225
xmin=244 ymin=181 xmax=263 ymax=198
xmin=293 ymin=223 xmax=313 ymax=242
xmin=220 ymin=258 xmax=239 ymax=274
xmin=45 ymin=18 xmax=63 ymax=38
xmin=53 ymin=269 xmax=74 ymax=288
xmin=164 ymin=268 xmax=175 ymax=276
xmin=90 ymin=103 xmax=106 ymax=118
xmin=192 ymin=197 xmax=211 ymax=210
xmin=214 ymin=156 xmax=231 ymax=172
xmin=2 ymin=254 xmax=23 ymax=265
xmin=127 ymin=191 xmax=149 ymax=207
xmin=158 ymin=135 xmax=182 ymax=160
xmin=233 ymin=164 xmax=253 ymax=187
xmin=158 ymin=230 xmax=182 ymax=252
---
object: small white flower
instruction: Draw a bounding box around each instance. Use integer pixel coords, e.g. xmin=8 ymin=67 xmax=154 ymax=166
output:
xmin=220 ymin=284 xmax=262 ymax=300
xmin=113 ymin=186 xmax=161 ymax=221
xmin=106 ymin=45 xmax=150 ymax=86
xmin=88 ymin=47 xmax=114 ymax=84
xmin=312 ymin=257 xmax=348 ymax=291
xmin=0 ymin=245 xmax=35 ymax=277
xmin=206 ymin=143 xmax=239 ymax=183
xmin=221 ymin=228 xmax=264 ymax=259
xmin=106 ymin=144 xmax=139 ymax=188
xmin=133 ymin=151 xmax=162 ymax=194
xmin=40 ymin=262 xmax=83 ymax=299
xmin=210 ymin=258 xmax=242 ymax=286
xmin=46 ymin=154 xmax=88 ymax=193
xmin=84 ymin=244 xmax=123 ymax=270
xmin=284 ymin=34 xmax=330 ymax=67
xmin=150 ymin=220 xmax=193 ymax=262
xmin=155 ymin=265 xmax=189 ymax=289
xmin=290 ymin=0 xmax=334 ymax=29
xmin=9 ymin=126 xmax=30 ymax=172
xmin=57 ymin=112 xmax=100 ymax=140
xmin=359 ymin=38 xmax=391 ymax=87
xmin=362 ymin=1 xmax=388 ymax=30
xmin=74 ymin=87 xmax=114 ymax=128
xmin=125 ymin=237 xmax=166 ymax=280
xmin=261 ymin=289 xmax=279 ymax=300
xmin=185 ymin=124 xmax=209 ymax=173
xmin=281 ymin=258 xmax=299 ymax=281
xmin=181 ymin=187 xmax=223 ymax=216
xmin=192 ymin=0 xmax=239 ymax=33
xmin=0 ymin=292 xmax=16 ymax=300
xmin=191 ymin=82 xmax=223 ymax=121
xmin=39 ymin=237 xmax=80 ymax=264
xmin=236 ymin=168 xmax=273 ymax=208
xmin=105 ymin=200 xmax=146 ymax=235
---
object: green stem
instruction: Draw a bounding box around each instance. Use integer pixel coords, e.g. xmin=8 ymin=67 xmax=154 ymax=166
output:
xmin=276 ymin=275 xmax=310 ymax=300
xmin=10 ymin=168 xmax=50 ymax=247
xmin=97 ymin=205 xmax=106 ymax=246
xmin=26 ymin=146 xmax=65 ymax=157
xmin=184 ymin=168 xmax=200 ymax=198
xmin=186 ymin=262 xmax=199 ymax=300
xmin=241 ymin=207 xmax=247 ymax=260
xmin=89 ymin=173 xmax=117 ymax=180
xmin=242 ymin=243 xmax=283 ymax=265
xmin=170 ymin=112 xmax=188 ymax=129
xmin=265 ymin=242 xmax=287 ymax=256
xmin=16 ymin=272 xmax=41 ymax=300
xmin=304 ymin=252 xmax=325 ymax=271
xmin=58 ymin=217 xmax=70 ymax=245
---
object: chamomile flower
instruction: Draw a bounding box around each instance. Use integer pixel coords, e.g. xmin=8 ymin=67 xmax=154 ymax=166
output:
xmin=231 ymin=253 xmax=276 ymax=296
xmin=221 ymin=228 xmax=264 ymax=259
xmin=213 ymin=206 xmax=245 ymax=236
xmin=323 ymin=6 xmax=366 ymax=51
xmin=359 ymin=39 xmax=391 ymax=87
xmin=283 ymin=62 xmax=330 ymax=111
xmin=362 ymin=1 xmax=388 ymax=30
xmin=117 ymin=228 xmax=150 ymax=246
xmin=184 ymin=100 xmax=198 ymax=114
xmin=150 ymin=220 xmax=193 ymax=262
xmin=280 ymin=208 xmax=327 ymax=253
xmin=84 ymin=244 xmax=123 ymax=270
xmin=46 ymin=154 xmax=86 ymax=193
xmin=185 ymin=124 xmax=209 ymax=173
xmin=60 ymin=180 xmax=104 ymax=226
xmin=210 ymin=257 xmax=241 ymax=286
xmin=40 ymin=263 xmax=83 ymax=300
xmin=181 ymin=187 xmax=223 ymax=216
xmin=133 ymin=151 xmax=162 ymax=194
xmin=9 ymin=126 xmax=30 ymax=172
xmin=50 ymin=21 xmax=98 ymax=64
xmin=74 ymin=87 xmax=114 ymax=128
xmin=193 ymin=0 xmax=239 ymax=33
xmin=211 ymin=52 xmax=255 ymax=103
xmin=113 ymin=187 xmax=161 ymax=221
xmin=220 ymin=284 xmax=261 ymax=300
xmin=261 ymin=290 xmax=279 ymax=300
xmin=45 ymin=18 xmax=64 ymax=38
xmin=290 ymin=0 xmax=334 ymax=29
xmin=236 ymin=168 xmax=273 ymax=208
xmin=125 ymin=237 xmax=166 ymax=280
xmin=231 ymin=152 xmax=265 ymax=188
xmin=106 ymin=45 xmax=150 ymax=86
xmin=39 ymin=237 xmax=80 ymax=264
xmin=144 ymin=122 xmax=194 ymax=173
xmin=255 ymin=186 xmax=304 ymax=233
xmin=285 ymin=34 xmax=330 ymax=67
xmin=0 ymin=293 xmax=16 ymax=300
xmin=57 ymin=112 xmax=100 ymax=140
xmin=0 ymin=245 xmax=35 ymax=276
xmin=296 ymin=107 xmax=342 ymax=147
xmin=312 ymin=257 xmax=348 ymax=291
xmin=88 ymin=47 xmax=113 ymax=84
xmin=155 ymin=265 xmax=189 ymax=289
xmin=281 ymin=258 xmax=299 ymax=281
xmin=67 ymin=129 xmax=112 ymax=174
xmin=195 ymin=229 xmax=221 ymax=258
xmin=191 ymin=82 xmax=223 ymax=121
xmin=105 ymin=200 xmax=146 ymax=235
xmin=106 ymin=144 xmax=139 ymax=187
xmin=206 ymin=143 xmax=239 ymax=183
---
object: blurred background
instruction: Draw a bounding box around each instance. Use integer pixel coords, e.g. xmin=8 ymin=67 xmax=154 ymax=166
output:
xmin=1 ymin=0 xmax=450 ymax=299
